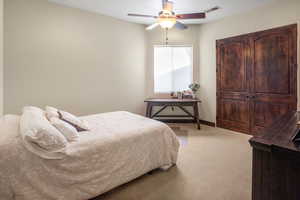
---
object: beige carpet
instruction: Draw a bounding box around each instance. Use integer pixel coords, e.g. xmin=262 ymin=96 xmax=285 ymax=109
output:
xmin=92 ymin=124 xmax=252 ymax=200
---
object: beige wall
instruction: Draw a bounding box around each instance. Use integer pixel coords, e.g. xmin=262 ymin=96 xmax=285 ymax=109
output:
xmin=4 ymin=0 xmax=299 ymax=122
xmin=4 ymin=0 xmax=146 ymax=115
xmin=0 ymin=0 xmax=2 ymax=116
xmin=198 ymin=0 xmax=300 ymax=123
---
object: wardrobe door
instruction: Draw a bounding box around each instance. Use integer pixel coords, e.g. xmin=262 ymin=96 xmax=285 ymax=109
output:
xmin=249 ymin=25 xmax=297 ymax=134
xmin=217 ymin=37 xmax=251 ymax=134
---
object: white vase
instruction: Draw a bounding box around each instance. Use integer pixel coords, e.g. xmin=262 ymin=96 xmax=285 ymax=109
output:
xmin=192 ymin=93 xmax=196 ymax=99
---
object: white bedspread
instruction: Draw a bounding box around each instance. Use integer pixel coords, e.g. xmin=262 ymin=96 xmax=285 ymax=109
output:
xmin=0 ymin=111 xmax=179 ymax=200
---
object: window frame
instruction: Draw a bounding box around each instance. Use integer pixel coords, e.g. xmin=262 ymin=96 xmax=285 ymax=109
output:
xmin=153 ymin=44 xmax=194 ymax=94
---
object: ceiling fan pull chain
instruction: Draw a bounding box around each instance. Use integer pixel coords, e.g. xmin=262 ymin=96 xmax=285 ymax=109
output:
xmin=165 ymin=28 xmax=169 ymax=46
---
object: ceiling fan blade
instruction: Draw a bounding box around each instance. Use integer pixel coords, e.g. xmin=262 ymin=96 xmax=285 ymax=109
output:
xmin=128 ymin=14 xmax=157 ymax=18
xmin=176 ymin=13 xmax=206 ymax=19
xmin=204 ymin=6 xmax=220 ymax=13
xmin=146 ymin=23 xmax=159 ymax=30
xmin=174 ymin=21 xmax=188 ymax=30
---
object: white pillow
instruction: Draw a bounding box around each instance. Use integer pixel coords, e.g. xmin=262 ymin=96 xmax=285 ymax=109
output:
xmin=59 ymin=110 xmax=90 ymax=132
xmin=20 ymin=106 xmax=68 ymax=152
xmin=45 ymin=106 xmax=59 ymax=120
xmin=50 ymin=117 xmax=79 ymax=142
xmin=23 ymin=106 xmax=44 ymax=113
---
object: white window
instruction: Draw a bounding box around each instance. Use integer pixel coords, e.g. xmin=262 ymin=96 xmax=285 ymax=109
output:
xmin=154 ymin=46 xmax=193 ymax=93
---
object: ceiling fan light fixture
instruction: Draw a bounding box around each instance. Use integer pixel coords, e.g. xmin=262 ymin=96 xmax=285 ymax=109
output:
xmin=158 ymin=17 xmax=176 ymax=29
xmin=128 ymin=0 xmax=219 ymax=31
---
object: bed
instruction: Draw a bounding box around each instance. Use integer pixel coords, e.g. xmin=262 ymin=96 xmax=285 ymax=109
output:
xmin=0 ymin=111 xmax=179 ymax=200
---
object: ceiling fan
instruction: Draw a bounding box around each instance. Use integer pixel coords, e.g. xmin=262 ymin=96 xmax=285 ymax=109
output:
xmin=128 ymin=0 xmax=220 ymax=30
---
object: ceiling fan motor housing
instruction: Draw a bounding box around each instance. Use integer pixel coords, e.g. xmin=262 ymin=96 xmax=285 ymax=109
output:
xmin=159 ymin=10 xmax=175 ymax=17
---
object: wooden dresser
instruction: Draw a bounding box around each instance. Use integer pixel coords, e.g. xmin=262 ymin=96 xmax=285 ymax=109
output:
xmin=249 ymin=112 xmax=300 ymax=200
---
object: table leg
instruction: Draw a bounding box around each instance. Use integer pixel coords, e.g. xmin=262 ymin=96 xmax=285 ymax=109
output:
xmin=193 ymin=102 xmax=201 ymax=130
xmin=146 ymin=103 xmax=150 ymax=118
xmin=149 ymin=104 xmax=153 ymax=118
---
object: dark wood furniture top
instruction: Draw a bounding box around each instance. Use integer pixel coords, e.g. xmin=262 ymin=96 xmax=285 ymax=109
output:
xmin=145 ymin=98 xmax=201 ymax=103
xmin=217 ymin=24 xmax=297 ymax=135
xmin=145 ymin=98 xmax=201 ymax=129
xmin=249 ymin=111 xmax=300 ymax=200
xmin=250 ymin=111 xmax=300 ymax=153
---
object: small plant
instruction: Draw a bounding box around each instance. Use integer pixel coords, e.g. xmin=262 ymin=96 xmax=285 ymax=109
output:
xmin=189 ymin=83 xmax=200 ymax=93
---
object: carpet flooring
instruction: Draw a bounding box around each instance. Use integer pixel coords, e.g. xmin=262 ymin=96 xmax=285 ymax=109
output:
xmin=92 ymin=124 xmax=252 ymax=200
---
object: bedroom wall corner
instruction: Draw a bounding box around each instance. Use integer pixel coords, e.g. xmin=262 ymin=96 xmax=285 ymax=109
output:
xmin=0 ymin=0 xmax=3 ymax=116
xmin=4 ymin=0 xmax=146 ymax=116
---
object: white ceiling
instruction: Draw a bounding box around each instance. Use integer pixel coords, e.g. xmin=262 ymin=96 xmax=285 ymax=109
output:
xmin=48 ymin=0 xmax=276 ymax=24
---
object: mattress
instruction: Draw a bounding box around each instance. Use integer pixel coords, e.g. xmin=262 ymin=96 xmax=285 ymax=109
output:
xmin=0 ymin=111 xmax=179 ymax=200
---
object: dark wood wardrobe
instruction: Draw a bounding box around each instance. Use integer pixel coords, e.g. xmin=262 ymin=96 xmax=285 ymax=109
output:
xmin=216 ymin=24 xmax=297 ymax=135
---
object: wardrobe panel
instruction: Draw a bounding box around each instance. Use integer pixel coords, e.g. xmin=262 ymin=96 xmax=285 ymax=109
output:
xmin=253 ymin=33 xmax=290 ymax=94
xmin=219 ymin=42 xmax=247 ymax=92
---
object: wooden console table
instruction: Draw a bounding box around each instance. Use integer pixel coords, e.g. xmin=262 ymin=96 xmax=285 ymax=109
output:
xmin=144 ymin=98 xmax=201 ymax=129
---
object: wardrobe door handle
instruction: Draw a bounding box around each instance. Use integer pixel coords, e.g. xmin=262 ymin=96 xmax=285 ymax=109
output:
xmin=246 ymin=95 xmax=256 ymax=99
